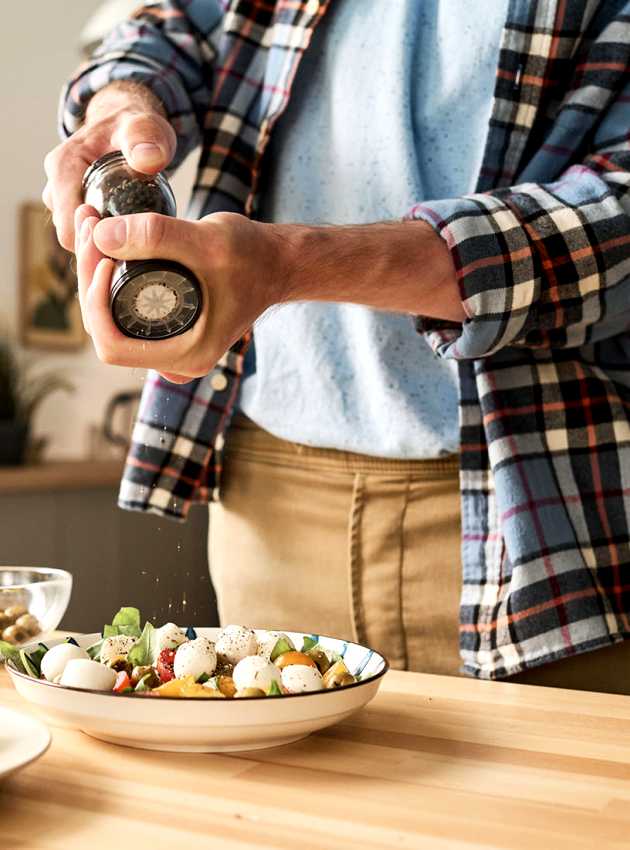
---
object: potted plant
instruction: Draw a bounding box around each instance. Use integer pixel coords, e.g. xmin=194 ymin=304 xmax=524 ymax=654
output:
xmin=0 ymin=341 xmax=73 ymax=465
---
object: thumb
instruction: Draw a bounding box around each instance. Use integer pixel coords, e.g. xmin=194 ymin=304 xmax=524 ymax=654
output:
xmin=114 ymin=112 xmax=176 ymax=174
xmin=92 ymin=212 xmax=202 ymax=268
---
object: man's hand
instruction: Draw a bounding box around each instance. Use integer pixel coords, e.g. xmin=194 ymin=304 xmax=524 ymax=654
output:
xmin=74 ymin=208 xmax=286 ymax=383
xmin=43 ymin=82 xmax=176 ymax=251
xmin=75 ymin=203 xmax=464 ymax=384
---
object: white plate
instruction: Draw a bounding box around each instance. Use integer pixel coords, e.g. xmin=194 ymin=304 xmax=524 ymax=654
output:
xmin=0 ymin=705 xmax=51 ymax=779
xmin=7 ymin=629 xmax=388 ymax=753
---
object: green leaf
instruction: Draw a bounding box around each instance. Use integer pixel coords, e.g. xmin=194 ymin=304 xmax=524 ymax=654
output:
xmin=301 ymin=636 xmax=317 ymax=653
xmin=0 ymin=640 xmax=25 ymax=673
xmin=102 ymin=607 xmax=142 ymax=641
xmin=24 ymin=644 xmax=48 ymax=676
xmin=127 ymin=622 xmax=156 ymax=668
xmin=270 ymin=637 xmax=293 ymax=662
xmin=267 ymin=679 xmax=282 ymax=696
xmin=111 ymin=607 xmax=141 ymax=635
xmin=19 ymin=650 xmax=39 ymax=678
xmin=86 ymin=638 xmax=104 ymax=660
xmin=197 ymin=672 xmax=210 ymax=685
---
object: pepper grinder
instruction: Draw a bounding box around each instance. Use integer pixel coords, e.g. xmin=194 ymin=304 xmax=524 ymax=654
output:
xmin=82 ymin=151 xmax=202 ymax=340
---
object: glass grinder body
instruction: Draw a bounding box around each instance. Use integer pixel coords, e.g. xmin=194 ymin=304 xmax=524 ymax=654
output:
xmin=82 ymin=151 xmax=202 ymax=340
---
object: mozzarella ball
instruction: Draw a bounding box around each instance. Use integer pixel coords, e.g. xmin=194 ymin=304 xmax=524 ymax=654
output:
xmin=173 ymin=637 xmax=217 ymax=680
xmin=100 ymin=635 xmax=137 ymax=665
xmin=233 ymin=655 xmax=282 ymax=693
xmin=256 ymin=631 xmax=295 ymax=661
xmin=215 ymin=625 xmax=258 ymax=665
xmin=152 ymin=622 xmax=187 ymax=661
xmin=281 ymin=665 xmax=324 ymax=694
xmin=41 ymin=643 xmax=90 ymax=683
xmin=60 ymin=659 xmax=117 ymax=691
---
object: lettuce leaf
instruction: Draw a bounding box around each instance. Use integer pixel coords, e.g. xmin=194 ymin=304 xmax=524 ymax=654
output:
xmin=102 ymin=607 xmax=142 ymax=640
xmin=127 ymin=621 xmax=156 ymax=668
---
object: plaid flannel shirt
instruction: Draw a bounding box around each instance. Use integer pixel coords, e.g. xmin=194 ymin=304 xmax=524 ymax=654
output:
xmin=61 ymin=0 xmax=630 ymax=679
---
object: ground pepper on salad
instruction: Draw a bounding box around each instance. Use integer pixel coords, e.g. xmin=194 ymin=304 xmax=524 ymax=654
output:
xmin=0 ymin=607 xmax=359 ymax=697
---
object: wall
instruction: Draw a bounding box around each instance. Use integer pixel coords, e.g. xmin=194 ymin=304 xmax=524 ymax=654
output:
xmin=0 ymin=1 xmax=196 ymax=459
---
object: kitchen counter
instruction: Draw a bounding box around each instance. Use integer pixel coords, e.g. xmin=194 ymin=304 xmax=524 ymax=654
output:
xmin=2 ymin=654 xmax=630 ymax=849
xmin=0 ymin=460 xmax=124 ymax=494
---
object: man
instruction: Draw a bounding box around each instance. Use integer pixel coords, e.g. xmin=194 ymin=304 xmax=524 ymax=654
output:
xmin=45 ymin=0 xmax=630 ymax=690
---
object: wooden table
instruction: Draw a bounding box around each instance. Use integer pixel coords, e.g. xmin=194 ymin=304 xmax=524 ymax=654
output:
xmin=2 ymin=656 xmax=630 ymax=850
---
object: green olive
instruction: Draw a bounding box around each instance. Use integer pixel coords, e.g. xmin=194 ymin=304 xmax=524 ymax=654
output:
xmin=130 ymin=665 xmax=157 ymax=686
xmin=322 ymin=660 xmax=356 ymax=689
xmin=106 ymin=655 xmax=133 ymax=674
xmin=307 ymin=648 xmax=331 ymax=675
xmin=234 ymin=687 xmax=266 ymax=698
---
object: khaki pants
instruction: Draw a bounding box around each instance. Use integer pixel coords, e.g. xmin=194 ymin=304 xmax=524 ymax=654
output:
xmin=209 ymin=415 xmax=630 ymax=692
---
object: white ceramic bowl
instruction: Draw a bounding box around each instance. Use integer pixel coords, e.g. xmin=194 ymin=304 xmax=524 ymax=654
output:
xmin=0 ymin=567 xmax=72 ymax=643
xmin=7 ymin=629 xmax=388 ymax=752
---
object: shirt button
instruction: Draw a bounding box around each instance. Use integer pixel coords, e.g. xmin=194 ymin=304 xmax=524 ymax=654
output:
xmin=210 ymin=372 xmax=228 ymax=392
xmin=305 ymin=0 xmax=319 ymax=15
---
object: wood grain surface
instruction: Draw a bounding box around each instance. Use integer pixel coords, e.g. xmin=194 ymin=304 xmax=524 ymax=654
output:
xmin=2 ymin=651 xmax=630 ymax=849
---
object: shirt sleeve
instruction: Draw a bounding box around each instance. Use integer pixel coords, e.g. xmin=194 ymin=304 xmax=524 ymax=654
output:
xmin=409 ymin=78 xmax=630 ymax=360
xmin=59 ymin=0 xmax=224 ymax=169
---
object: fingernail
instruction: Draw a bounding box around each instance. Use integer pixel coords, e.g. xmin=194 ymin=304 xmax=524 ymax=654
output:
xmin=96 ymin=218 xmax=126 ymax=251
xmin=131 ymin=142 xmax=163 ymax=164
xmin=80 ymin=217 xmax=93 ymax=245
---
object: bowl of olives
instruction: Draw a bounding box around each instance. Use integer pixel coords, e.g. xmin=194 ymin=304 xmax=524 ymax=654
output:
xmin=0 ymin=568 xmax=72 ymax=646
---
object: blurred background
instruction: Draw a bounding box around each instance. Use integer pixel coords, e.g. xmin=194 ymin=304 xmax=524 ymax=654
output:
xmin=0 ymin=1 xmax=218 ymax=630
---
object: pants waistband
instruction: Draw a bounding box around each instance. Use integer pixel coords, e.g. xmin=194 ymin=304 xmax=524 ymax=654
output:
xmin=226 ymin=413 xmax=460 ymax=478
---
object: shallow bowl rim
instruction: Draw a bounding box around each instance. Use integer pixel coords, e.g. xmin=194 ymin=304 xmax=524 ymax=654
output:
xmin=7 ymin=628 xmax=389 ymax=702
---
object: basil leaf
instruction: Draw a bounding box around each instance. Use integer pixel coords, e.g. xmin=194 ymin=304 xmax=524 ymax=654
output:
xmin=301 ymin=636 xmax=318 ymax=653
xmin=270 ymin=637 xmax=293 ymax=661
xmin=267 ymin=679 xmax=282 ymax=696
xmin=197 ymin=672 xmax=210 ymax=684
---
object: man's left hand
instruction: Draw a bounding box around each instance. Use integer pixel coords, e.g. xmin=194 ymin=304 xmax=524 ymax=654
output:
xmin=75 ymin=205 xmax=286 ymax=383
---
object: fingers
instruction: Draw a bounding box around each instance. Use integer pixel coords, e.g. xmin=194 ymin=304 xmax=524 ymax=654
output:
xmin=112 ymin=112 xmax=176 ymax=174
xmin=75 ymin=207 xmax=103 ymax=334
xmin=43 ymin=146 xmax=92 ymax=250
xmin=92 ymin=213 xmax=204 ymax=267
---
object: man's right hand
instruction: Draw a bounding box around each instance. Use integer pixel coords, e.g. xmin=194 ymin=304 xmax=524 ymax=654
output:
xmin=43 ymin=82 xmax=176 ymax=252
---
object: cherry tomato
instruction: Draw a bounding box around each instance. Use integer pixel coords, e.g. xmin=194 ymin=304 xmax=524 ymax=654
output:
xmin=157 ymin=648 xmax=176 ymax=683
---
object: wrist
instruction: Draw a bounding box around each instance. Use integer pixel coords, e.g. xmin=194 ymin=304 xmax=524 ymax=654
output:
xmin=85 ymin=81 xmax=166 ymax=127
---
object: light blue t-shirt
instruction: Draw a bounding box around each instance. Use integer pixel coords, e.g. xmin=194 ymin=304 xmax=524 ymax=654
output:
xmin=238 ymin=0 xmax=507 ymax=458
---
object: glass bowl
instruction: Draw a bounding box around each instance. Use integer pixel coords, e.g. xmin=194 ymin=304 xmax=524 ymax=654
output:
xmin=0 ymin=568 xmax=72 ymax=646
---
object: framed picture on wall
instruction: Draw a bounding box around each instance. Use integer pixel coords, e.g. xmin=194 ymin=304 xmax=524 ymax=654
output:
xmin=19 ymin=202 xmax=86 ymax=350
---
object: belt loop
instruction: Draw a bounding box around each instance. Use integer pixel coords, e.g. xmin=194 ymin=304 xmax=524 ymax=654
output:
xmin=348 ymin=473 xmax=366 ymax=646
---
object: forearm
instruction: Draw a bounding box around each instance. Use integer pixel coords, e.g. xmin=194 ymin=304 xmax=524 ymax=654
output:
xmin=271 ymin=220 xmax=465 ymax=322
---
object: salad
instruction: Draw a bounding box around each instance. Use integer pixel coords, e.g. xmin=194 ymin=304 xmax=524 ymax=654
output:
xmin=0 ymin=607 xmax=360 ymax=698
